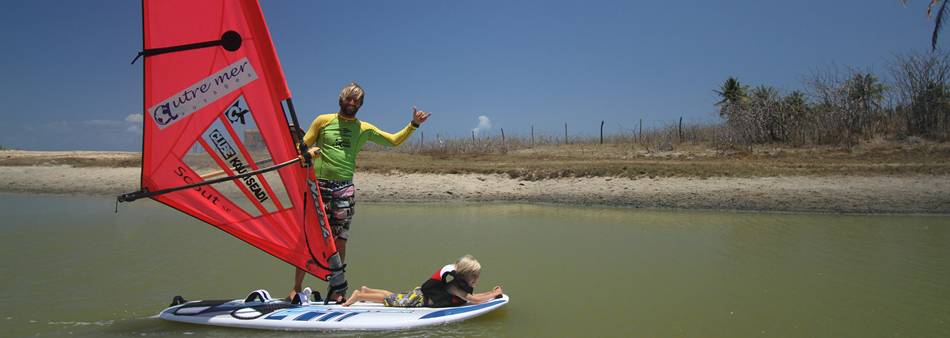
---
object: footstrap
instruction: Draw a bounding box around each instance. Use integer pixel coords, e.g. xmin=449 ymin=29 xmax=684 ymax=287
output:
xmin=244 ymin=289 xmax=272 ymax=303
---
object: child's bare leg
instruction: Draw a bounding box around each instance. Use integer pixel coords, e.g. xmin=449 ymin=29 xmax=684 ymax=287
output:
xmin=342 ymin=286 xmax=392 ymax=307
xmin=353 ymin=285 xmax=393 ymax=298
xmin=342 ymin=289 xmax=362 ymax=307
xmin=359 ymin=286 xmax=391 ymax=294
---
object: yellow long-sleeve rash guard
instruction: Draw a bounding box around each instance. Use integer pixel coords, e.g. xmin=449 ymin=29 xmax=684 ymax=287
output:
xmin=303 ymin=113 xmax=416 ymax=180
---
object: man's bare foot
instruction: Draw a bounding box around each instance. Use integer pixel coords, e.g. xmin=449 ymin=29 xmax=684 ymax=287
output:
xmin=285 ymin=289 xmax=298 ymax=302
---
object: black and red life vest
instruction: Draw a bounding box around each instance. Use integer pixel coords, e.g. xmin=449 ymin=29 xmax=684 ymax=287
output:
xmin=420 ymin=264 xmax=474 ymax=308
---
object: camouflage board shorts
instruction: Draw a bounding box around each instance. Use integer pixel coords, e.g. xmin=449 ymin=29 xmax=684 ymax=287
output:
xmin=383 ymin=287 xmax=425 ymax=308
xmin=318 ymin=179 xmax=355 ymax=240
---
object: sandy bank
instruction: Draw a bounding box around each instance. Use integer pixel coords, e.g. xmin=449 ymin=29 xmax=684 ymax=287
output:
xmin=1 ymin=165 xmax=948 ymax=214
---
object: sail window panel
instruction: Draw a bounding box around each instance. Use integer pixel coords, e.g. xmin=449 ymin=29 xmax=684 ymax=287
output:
xmin=260 ymin=170 xmax=293 ymax=212
xmin=212 ymin=95 xmax=283 ymax=215
xmin=185 ymin=137 xmax=264 ymax=219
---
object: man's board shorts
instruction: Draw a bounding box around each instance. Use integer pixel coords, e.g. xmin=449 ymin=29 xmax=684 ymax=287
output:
xmin=318 ymin=179 xmax=355 ymax=240
xmin=383 ymin=287 xmax=425 ymax=307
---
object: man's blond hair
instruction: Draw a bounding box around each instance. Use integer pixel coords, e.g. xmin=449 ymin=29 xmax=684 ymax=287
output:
xmin=339 ymin=82 xmax=364 ymax=102
xmin=455 ymin=254 xmax=481 ymax=281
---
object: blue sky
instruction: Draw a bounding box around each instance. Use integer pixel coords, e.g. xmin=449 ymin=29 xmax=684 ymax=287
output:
xmin=0 ymin=0 xmax=940 ymax=150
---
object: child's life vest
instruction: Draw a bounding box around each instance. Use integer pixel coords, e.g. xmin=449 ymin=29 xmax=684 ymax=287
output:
xmin=420 ymin=264 xmax=474 ymax=307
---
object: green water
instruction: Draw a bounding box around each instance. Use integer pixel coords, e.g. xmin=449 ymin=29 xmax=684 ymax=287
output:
xmin=0 ymin=193 xmax=948 ymax=337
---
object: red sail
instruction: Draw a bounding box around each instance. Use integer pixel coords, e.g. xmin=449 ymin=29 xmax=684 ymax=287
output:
xmin=139 ymin=0 xmax=343 ymax=285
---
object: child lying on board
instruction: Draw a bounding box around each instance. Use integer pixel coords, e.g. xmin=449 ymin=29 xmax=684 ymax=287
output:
xmin=342 ymin=255 xmax=503 ymax=308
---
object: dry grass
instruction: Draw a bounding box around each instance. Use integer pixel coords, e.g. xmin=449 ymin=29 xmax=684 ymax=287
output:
xmin=0 ymin=151 xmax=140 ymax=168
xmin=3 ymin=139 xmax=948 ymax=179
xmin=358 ymin=140 xmax=950 ymax=180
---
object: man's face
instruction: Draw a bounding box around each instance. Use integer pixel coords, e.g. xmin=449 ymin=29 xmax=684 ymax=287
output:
xmin=339 ymin=96 xmax=362 ymax=116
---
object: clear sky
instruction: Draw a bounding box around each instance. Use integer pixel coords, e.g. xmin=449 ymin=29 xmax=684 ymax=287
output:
xmin=0 ymin=0 xmax=940 ymax=150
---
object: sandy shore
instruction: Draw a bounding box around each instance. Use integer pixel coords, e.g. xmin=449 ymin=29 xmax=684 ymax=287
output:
xmin=1 ymin=164 xmax=948 ymax=214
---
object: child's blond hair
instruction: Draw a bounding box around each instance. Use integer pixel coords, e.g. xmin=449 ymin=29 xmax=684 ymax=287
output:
xmin=455 ymin=254 xmax=481 ymax=281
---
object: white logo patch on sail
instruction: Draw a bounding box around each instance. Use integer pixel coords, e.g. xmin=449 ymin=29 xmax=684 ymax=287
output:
xmin=149 ymin=57 xmax=258 ymax=129
xmin=201 ymin=100 xmax=270 ymax=204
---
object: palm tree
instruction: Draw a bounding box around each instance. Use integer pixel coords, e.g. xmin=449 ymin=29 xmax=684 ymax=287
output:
xmin=750 ymin=85 xmax=780 ymax=103
xmin=714 ymin=77 xmax=748 ymax=117
xmin=783 ymin=90 xmax=807 ymax=109
xmin=749 ymin=85 xmax=782 ymax=142
xmin=846 ymin=73 xmax=886 ymax=113
xmin=783 ymin=90 xmax=810 ymax=144
xmin=903 ymin=0 xmax=949 ymax=50
xmin=843 ymin=73 xmax=887 ymax=138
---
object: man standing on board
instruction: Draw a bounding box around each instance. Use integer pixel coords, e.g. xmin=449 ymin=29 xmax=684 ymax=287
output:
xmin=291 ymin=82 xmax=431 ymax=301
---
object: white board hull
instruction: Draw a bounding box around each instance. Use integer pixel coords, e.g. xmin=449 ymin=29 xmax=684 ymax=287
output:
xmin=159 ymin=294 xmax=509 ymax=331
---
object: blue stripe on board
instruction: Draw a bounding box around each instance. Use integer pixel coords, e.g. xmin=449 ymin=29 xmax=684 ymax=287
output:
xmin=265 ymin=307 xmax=310 ymax=320
xmin=418 ymin=299 xmax=505 ymax=319
xmin=318 ymin=312 xmax=344 ymax=321
xmin=265 ymin=313 xmax=288 ymax=320
xmin=336 ymin=312 xmax=360 ymax=321
xmin=294 ymin=311 xmax=325 ymax=321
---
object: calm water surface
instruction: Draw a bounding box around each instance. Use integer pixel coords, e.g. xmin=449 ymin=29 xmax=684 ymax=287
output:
xmin=0 ymin=193 xmax=948 ymax=337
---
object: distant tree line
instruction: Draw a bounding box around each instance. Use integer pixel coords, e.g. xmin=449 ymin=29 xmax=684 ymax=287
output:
xmin=362 ymin=51 xmax=950 ymax=156
xmin=715 ymin=51 xmax=950 ymax=148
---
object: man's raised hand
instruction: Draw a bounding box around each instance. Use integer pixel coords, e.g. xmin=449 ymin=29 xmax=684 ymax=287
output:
xmin=412 ymin=106 xmax=431 ymax=125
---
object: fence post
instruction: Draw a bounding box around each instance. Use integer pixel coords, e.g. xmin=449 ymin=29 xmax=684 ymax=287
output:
xmin=600 ymin=120 xmax=604 ymax=144
xmin=564 ymin=123 xmax=568 ymax=145
xmin=531 ymin=125 xmax=534 ymax=148
xmin=472 ymin=130 xmax=476 ymax=143
xmin=639 ymin=118 xmax=643 ymax=143
xmin=501 ymin=128 xmax=506 ymax=153
xmin=678 ymin=116 xmax=683 ymax=143
xmin=420 ymin=131 xmax=424 ymax=150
